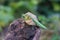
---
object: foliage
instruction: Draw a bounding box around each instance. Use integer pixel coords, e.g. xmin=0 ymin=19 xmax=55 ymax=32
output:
xmin=0 ymin=5 xmax=14 ymax=32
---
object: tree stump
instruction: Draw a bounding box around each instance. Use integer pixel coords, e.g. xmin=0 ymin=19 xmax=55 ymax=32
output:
xmin=5 ymin=18 xmax=40 ymax=40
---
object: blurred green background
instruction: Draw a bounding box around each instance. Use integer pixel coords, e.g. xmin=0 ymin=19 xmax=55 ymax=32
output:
xmin=0 ymin=0 xmax=60 ymax=40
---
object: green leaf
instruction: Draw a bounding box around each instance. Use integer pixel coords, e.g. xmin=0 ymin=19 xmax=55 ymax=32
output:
xmin=0 ymin=5 xmax=14 ymax=27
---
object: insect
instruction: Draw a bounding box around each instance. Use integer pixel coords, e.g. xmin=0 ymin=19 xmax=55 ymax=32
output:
xmin=22 ymin=12 xmax=47 ymax=29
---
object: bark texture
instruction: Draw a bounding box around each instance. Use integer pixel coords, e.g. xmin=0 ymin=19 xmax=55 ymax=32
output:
xmin=5 ymin=18 xmax=40 ymax=40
